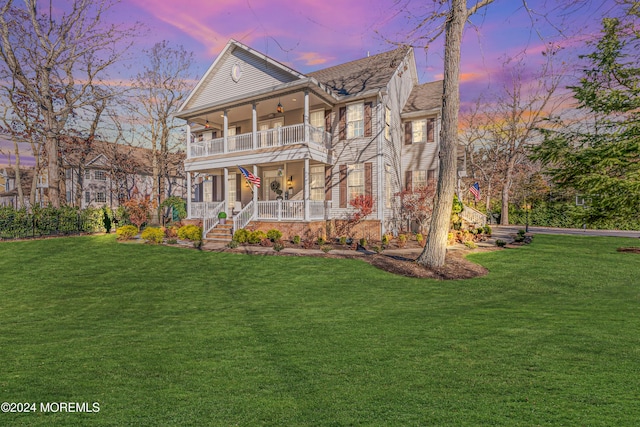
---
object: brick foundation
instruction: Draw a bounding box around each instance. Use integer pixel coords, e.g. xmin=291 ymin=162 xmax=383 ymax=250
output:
xmin=246 ymin=219 xmax=382 ymax=241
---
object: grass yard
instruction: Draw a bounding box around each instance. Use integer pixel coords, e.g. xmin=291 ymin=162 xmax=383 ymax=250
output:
xmin=0 ymin=234 xmax=639 ymax=426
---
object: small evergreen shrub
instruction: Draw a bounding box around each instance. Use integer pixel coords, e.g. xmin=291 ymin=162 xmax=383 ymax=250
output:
xmin=116 ymin=225 xmax=138 ymax=241
xmin=177 ymin=224 xmax=202 ymax=241
xmin=233 ymin=228 xmax=250 ymax=243
xmin=317 ymin=236 xmax=326 ymax=245
xmin=416 ymin=233 xmax=425 ymax=247
xmin=273 ymin=240 xmax=285 ymax=252
xmin=266 ymin=229 xmax=283 ymax=241
xmin=483 ymin=225 xmax=492 ymax=235
xmin=227 ymin=240 xmax=239 ymax=249
xmin=102 ymin=208 xmax=112 ymax=233
xmin=141 ymin=227 xmax=164 ymax=244
xmin=321 ymin=244 xmax=331 ymax=253
xmin=372 ymin=245 xmax=382 ymax=254
xmin=292 ymin=235 xmax=301 ymax=245
xmin=359 ymin=238 xmax=367 ymax=248
xmin=496 ymin=239 xmax=507 ymax=247
xmin=381 ymin=234 xmax=390 ymax=246
xmin=397 ymin=234 xmax=407 ymax=248
xmin=302 ymin=239 xmax=315 ymax=249
xmin=167 ymin=238 xmax=178 ymax=245
xmin=339 ymin=236 xmax=347 ymax=245
xmin=464 ymin=240 xmax=478 ymax=249
xmin=248 ymin=230 xmax=266 ymax=244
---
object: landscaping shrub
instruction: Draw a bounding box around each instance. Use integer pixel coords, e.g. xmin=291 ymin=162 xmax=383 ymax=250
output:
xmin=166 ymin=238 xmax=178 ymax=245
xmin=116 ymin=225 xmax=138 ymax=241
xmin=339 ymin=236 xmax=347 ymax=245
xmin=103 ymin=208 xmax=112 ymax=233
xmin=381 ymin=234 xmax=390 ymax=246
xmin=496 ymin=239 xmax=507 ymax=247
xmin=160 ymin=196 xmax=187 ymax=222
xmin=483 ymin=224 xmax=492 ymax=235
xmin=321 ymin=244 xmax=331 ymax=253
xmin=292 ymin=235 xmax=301 ymax=245
xmin=302 ymin=239 xmax=315 ymax=249
xmin=266 ymin=229 xmax=282 ymax=241
xmin=260 ymin=238 xmax=272 ymax=247
xmin=317 ymin=236 xmax=326 ymax=245
xmin=165 ymin=225 xmax=179 ymax=238
xmin=141 ymin=227 xmax=164 ymax=244
xmin=177 ymin=225 xmax=202 ymax=242
xmin=397 ymin=234 xmax=407 ymax=248
xmin=248 ymin=230 xmax=266 ymax=244
xmin=233 ymin=228 xmax=250 ymax=243
xmin=464 ymin=240 xmax=478 ymax=249
xmin=416 ymin=233 xmax=425 ymax=247
xmin=273 ymin=240 xmax=285 ymax=252
xmin=227 ymin=240 xmax=239 ymax=249
xmin=359 ymin=238 xmax=367 ymax=248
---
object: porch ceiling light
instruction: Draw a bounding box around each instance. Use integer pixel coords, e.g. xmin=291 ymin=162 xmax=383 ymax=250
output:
xmin=276 ymin=100 xmax=284 ymax=113
xmin=205 ymin=120 xmax=210 ymax=129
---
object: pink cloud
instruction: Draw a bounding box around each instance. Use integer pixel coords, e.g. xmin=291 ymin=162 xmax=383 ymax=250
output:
xmin=296 ymin=52 xmax=334 ymax=66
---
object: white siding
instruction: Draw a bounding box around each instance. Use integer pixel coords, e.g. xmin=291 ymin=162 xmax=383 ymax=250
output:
xmin=185 ymin=47 xmax=301 ymax=111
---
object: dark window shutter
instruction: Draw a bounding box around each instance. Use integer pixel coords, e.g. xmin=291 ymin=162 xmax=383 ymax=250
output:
xmin=212 ymin=130 xmax=218 ymax=138
xmin=365 ymin=162 xmax=372 ymax=197
xmin=339 ymin=165 xmax=347 ymax=208
xmin=339 ymin=107 xmax=346 ymax=140
xmin=324 ymin=110 xmax=332 ymax=133
xmin=236 ymin=126 xmax=241 ymax=134
xmin=404 ymin=122 xmax=412 ymax=145
xmin=236 ymin=174 xmax=241 ymax=199
xmin=212 ymin=176 xmax=218 ymax=201
xmin=197 ymin=183 xmax=203 ymax=202
xmin=427 ymin=168 xmax=435 ymax=183
xmin=427 ymin=118 xmax=435 ymax=142
xmin=405 ymin=171 xmax=412 ymax=191
xmin=364 ymin=102 xmax=372 ymax=137
xmin=325 ymin=166 xmax=333 ymax=201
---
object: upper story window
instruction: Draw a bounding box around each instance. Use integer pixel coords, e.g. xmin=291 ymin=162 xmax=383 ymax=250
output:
xmin=310 ymin=110 xmax=325 ymax=132
xmin=405 ymin=117 xmax=436 ymax=144
xmin=94 ymin=170 xmax=107 ymax=181
xmin=85 ymin=169 xmax=91 ymax=180
xmin=347 ymin=103 xmax=364 ymax=138
xmin=385 ymin=106 xmax=391 ymax=141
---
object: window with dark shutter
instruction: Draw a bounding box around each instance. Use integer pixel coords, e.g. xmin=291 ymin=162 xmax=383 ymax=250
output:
xmin=325 ymin=166 xmax=333 ymax=201
xmin=236 ymin=174 xmax=241 ymax=199
xmin=365 ymin=162 xmax=372 ymax=196
xmin=364 ymin=102 xmax=372 ymax=137
xmin=339 ymin=165 xmax=347 ymax=208
xmin=427 ymin=118 xmax=435 ymax=142
xmin=212 ymin=176 xmax=218 ymax=201
xmin=325 ymin=110 xmax=332 ymax=134
xmin=339 ymin=107 xmax=346 ymax=140
xmin=427 ymin=168 xmax=436 ymax=183
xmin=405 ymin=171 xmax=412 ymax=190
xmin=404 ymin=122 xmax=412 ymax=145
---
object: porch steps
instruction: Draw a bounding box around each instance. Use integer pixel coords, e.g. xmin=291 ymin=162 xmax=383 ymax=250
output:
xmin=205 ymin=223 xmax=233 ymax=242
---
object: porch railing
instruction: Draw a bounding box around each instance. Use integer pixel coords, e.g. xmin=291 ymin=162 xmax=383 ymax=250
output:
xmin=460 ymin=205 xmax=487 ymax=227
xmin=233 ymin=200 xmax=255 ymax=231
xmin=257 ymin=200 xmax=304 ymax=220
xmin=189 ymin=124 xmax=331 ymax=159
xmin=202 ymin=201 xmax=226 ymax=240
xmin=309 ymin=201 xmax=331 ymax=220
xmin=190 ymin=201 xmax=222 ymax=219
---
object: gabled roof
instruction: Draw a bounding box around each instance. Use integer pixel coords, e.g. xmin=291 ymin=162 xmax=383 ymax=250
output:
xmin=308 ymin=46 xmax=411 ymax=97
xmin=402 ymin=80 xmax=443 ymax=115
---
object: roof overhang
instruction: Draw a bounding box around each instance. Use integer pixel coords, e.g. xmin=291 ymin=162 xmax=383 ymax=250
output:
xmin=401 ymin=107 xmax=441 ymax=120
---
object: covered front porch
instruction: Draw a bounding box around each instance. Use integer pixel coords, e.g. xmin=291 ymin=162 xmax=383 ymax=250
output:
xmin=187 ymin=159 xmax=333 ymax=237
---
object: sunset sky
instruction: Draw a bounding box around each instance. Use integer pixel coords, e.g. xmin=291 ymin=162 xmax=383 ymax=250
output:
xmin=0 ymin=0 xmax=623 ymax=166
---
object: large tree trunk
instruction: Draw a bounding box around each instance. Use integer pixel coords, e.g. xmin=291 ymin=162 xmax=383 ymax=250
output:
xmin=500 ymin=156 xmax=516 ymax=225
xmin=12 ymin=138 xmax=24 ymax=209
xmin=417 ymin=0 xmax=466 ymax=268
xmin=45 ymin=132 xmax=60 ymax=207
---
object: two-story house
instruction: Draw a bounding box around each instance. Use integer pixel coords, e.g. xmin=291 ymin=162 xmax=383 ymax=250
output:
xmin=177 ymin=39 xmax=443 ymax=240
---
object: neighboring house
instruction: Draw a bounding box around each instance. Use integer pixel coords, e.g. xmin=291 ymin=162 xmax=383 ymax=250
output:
xmin=60 ymin=140 xmax=187 ymax=210
xmin=176 ymin=39 xmax=444 ymax=239
xmin=0 ymin=167 xmax=45 ymax=208
xmin=2 ymin=141 xmax=187 ymax=210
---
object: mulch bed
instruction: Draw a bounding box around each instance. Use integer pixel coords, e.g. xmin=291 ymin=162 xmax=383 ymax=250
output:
xmin=617 ymin=247 xmax=640 ymax=254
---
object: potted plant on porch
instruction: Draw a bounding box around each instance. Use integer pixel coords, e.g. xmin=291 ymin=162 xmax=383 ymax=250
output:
xmin=218 ymin=211 xmax=227 ymax=225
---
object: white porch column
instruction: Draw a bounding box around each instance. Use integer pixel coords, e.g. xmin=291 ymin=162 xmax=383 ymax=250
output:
xmin=304 ymin=157 xmax=310 ymax=221
xmin=186 ymin=124 xmax=191 ymax=159
xmin=303 ymin=90 xmax=310 ymax=143
xmin=252 ymin=103 xmax=258 ymax=150
xmin=223 ymin=167 xmax=229 ymax=214
xmin=186 ymin=171 xmax=192 ymax=218
xmin=223 ymin=110 xmax=229 ymax=153
xmin=253 ymin=164 xmax=258 ymax=217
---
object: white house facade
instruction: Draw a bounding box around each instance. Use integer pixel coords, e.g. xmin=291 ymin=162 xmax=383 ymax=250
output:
xmin=177 ymin=39 xmax=443 ymax=240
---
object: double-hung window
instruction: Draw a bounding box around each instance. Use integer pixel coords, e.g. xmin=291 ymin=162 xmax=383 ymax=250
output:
xmin=347 ymin=163 xmax=365 ymax=201
xmin=412 ymin=120 xmax=427 ymax=143
xmin=95 ymin=170 xmax=107 ymax=181
xmin=310 ymin=110 xmax=325 ymax=132
xmin=347 ymin=103 xmax=364 ymax=138
xmin=95 ymin=192 xmax=106 ymax=203
xmin=310 ymin=165 xmax=325 ymax=201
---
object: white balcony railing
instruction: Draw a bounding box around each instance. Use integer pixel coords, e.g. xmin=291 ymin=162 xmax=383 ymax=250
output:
xmin=189 ymin=124 xmax=330 ymax=159
xmin=190 ymin=201 xmax=222 ymax=219
xmin=233 ymin=200 xmax=255 ymax=231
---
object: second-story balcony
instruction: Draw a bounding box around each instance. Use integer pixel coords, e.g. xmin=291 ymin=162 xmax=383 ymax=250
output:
xmin=189 ymin=123 xmax=331 ymax=159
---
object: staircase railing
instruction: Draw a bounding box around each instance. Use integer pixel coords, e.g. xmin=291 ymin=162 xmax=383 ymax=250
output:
xmin=460 ymin=205 xmax=487 ymax=227
xmin=233 ymin=200 xmax=255 ymax=232
xmin=202 ymin=201 xmax=226 ymax=240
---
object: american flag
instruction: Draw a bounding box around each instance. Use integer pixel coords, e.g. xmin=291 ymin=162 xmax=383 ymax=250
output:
xmin=238 ymin=166 xmax=261 ymax=188
xmin=469 ymin=182 xmax=481 ymax=201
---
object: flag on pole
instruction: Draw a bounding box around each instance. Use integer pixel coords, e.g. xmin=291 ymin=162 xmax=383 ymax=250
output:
xmin=238 ymin=166 xmax=261 ymax=188
xmin=469 ymin=182 xmax=481 ymax=201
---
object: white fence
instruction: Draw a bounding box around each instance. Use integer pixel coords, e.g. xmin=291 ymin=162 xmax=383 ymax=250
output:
xmin=233 ymin=200 xmax=255 ymax=231
xmin=202 ymin=201 xmax=226 ymax=239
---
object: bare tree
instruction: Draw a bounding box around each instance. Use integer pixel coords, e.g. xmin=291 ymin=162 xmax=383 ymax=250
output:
xmin=133 ymin=41 xmax=194 ymax=215
xmin=0 ymin=0 xmax=139 ymax=207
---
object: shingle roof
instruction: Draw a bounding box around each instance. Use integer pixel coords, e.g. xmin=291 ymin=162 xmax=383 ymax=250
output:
xmin=308 ymin=46 xmax=411 ymax=97
xmin=402 ymin=80 xmax=443 ymax=114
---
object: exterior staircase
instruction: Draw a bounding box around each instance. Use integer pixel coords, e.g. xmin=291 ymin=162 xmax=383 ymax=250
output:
xmin=205 ymin=222 xmax=233 ymax=242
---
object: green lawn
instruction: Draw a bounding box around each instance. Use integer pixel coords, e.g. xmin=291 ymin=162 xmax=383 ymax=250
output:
xmin=0 ymin=234 xmax=639 ymax=426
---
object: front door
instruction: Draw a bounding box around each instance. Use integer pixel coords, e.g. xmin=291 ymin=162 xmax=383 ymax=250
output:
xmin=263 ymin=169 xmax=283 ymax=201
